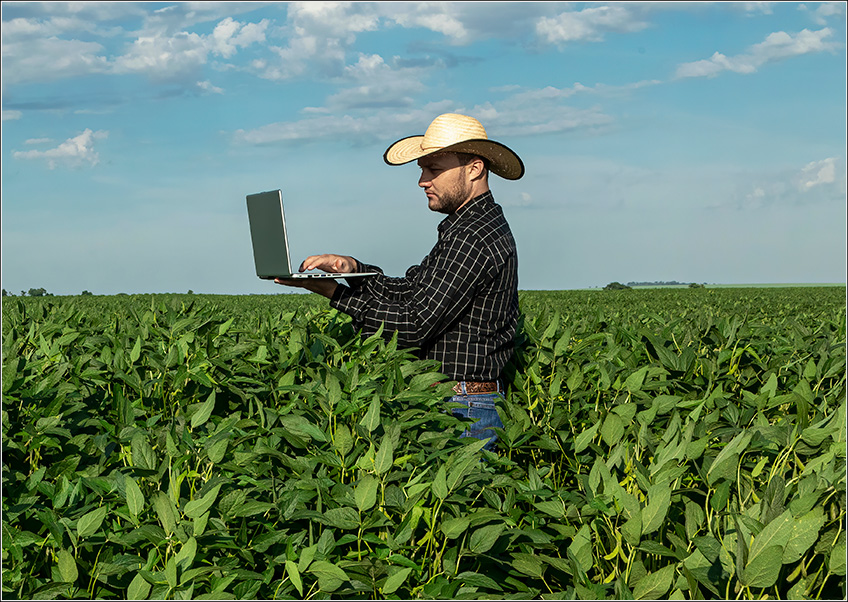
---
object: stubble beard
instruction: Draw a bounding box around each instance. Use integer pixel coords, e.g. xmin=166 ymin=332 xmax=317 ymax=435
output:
xmin=429 ymin=177 xmax=471 ymax=215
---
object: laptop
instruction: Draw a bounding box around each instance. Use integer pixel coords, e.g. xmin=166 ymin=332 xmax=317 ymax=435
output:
xmin=246 ymin=189 xmax=378 ymax=280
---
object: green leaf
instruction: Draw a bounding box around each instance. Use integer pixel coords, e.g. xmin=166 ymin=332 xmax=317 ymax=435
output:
xmin=286 ymin=560 xmax=303 ymax=597
xmin=115 ymin=386 xmax=133 ymax=425
xmin=165 ymin=556 xmax=177 ymax=589
xmin=568 ymin=524 xmax=593 ymax=573
xmin=298 ymin=544 xmax=317 ymax=572
xmin=354 ymin=475 xmax=378 ymax=512
xmin=130 ymin=336 xmax=142 ymax=363
xmin=323 ymin=507 xmax=359 ymax=530
xmin=383 ymin=566 xmax=412 ymax=595
xmin=534 ymin=500 xmax=566 ymax=519
xmin=193 ymin=511 xmax=209 ymax=538
xmin=601 ymin=412 xmax=624 ymax=446
xmin=127 ymin=572 xmax=151 ymax=600
xmin=131 ymin=432 xmax=157 ymax=471
xmin=153 ymin=491 xmax=177 ymax=537
xmin=191 ymin=391 xmax=216 ymax=429
xmin=574 ymin=421 xmax=600 ymax=453
xmin=217 ymin=317 xmax=234 ymax=337
xmin=740 ymin=545 xmax=783 ymax=588
xmin=783 ymin=507 xmax=826 ymax=564
xmin=408 ymin=372 xmax=445 ymax=391
xmin=457 ymin=570 xmax=503 ymax=591
xmin=279 ymin=414 xmax=328 ymax=442
xmin=761 ymin=373 xmax=778 ymax=398
xmin=541 ymin=312 xmax=560 ymax=340
xmin=633 ymin=564 xmax=675 ymax=600
xmin=622 ymin=511 xmax=642 ymax=547
xmin=374 ymin=438 xmax=394 ymax=476
xmin=206 ymin=436 xmax=228 ymax=464
xmin=624 ymin=367 xmax=648 ymax=393
xmin=333 ymin=424 xmax=353 ymax=457
xmin=125 ymin=475 xmax=144 ymax=519
xmin=707 ymin=431 xmax=752 ymax=485
xmin=511 ymin=553 xmax=545 ymax=578
xmin=641 ymin=482 xmax=671 ymax=535
xmin=76 ymin=506 xmax=107 ymax=539
xmin=359 ymin=394 xmax=381 ymax=432
xmin=441 ymin=516 xmax=470 ymax=539
xmin=748 ymin=509 xmax=794 ymax=564
xmin=307 ymin=560 xmax=349 ymax=592
xmin=234 ymin=501 xmax=274 ymax=517
xmin=174 ymin=536 xmax=197 ymax=572
xmin=468 ymin=523 xmax=503 ymax=555
xmin=554 ymin=331 xmax=571 ymax=356
xmin=184 ymin=484 xmax=221 ymax=519
xmin=56 ymin=548 xmax=78 ymax=583
xmin=432 ymin=465 xmax=448 ymax=500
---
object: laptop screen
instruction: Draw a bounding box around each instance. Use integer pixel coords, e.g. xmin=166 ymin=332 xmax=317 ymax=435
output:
xmin=246 ymin=190 xmax=293 ymax=279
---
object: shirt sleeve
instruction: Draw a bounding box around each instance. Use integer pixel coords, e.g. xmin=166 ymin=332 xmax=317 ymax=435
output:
xmin=330 ymin=228 xmax=496 ymax=348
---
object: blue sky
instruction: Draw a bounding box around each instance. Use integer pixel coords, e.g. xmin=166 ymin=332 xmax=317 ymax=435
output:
xmin=1 ymin=1 xmax=845 ymax=295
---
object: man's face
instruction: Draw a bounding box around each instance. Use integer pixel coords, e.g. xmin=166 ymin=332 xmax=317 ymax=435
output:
xmin=417 ymin=153 xmax=472 ymax=214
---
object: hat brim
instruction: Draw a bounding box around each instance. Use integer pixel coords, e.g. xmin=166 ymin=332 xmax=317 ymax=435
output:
xmin=384 ymin=136 xmax=525 ymax=180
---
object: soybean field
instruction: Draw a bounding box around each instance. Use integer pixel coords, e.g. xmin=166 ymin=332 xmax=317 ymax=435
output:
xmin=1 ymin=287 xmax=845 ymax=600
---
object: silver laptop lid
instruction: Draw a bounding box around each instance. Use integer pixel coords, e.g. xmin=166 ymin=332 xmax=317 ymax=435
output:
xmin=246 ymin=189 xmax=295 ymax=279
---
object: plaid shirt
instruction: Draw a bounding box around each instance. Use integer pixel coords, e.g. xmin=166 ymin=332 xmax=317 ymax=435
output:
xmin=330 ymin=191 xmax=519 ymax=382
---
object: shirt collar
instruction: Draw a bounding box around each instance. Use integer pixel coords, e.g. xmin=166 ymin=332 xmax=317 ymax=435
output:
xmin=438 ymin=191 xmax=494 ymax=234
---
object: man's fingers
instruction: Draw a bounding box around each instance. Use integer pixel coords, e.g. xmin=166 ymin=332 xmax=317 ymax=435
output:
xmin=298 ymin=254 xmax=353 ymax=273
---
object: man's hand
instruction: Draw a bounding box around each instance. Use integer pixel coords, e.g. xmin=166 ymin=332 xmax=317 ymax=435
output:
xmin=273 ymin=254 xmax=356 ymax=299
xmin=274 ymin=277 xmax=338 ymax=299
xmin=298 ymin=254 xmax=357 ymax=274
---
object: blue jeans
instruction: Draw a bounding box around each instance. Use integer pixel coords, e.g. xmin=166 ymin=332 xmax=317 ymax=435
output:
xmin=449 ymin=391 xmax=504 ymax=451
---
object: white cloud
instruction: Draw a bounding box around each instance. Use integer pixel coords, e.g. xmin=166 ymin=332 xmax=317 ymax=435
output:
xmin=675 ymin=27 xmax=838 ymax=78
xmin=382 ymin=4 xmax=471 ymax=45
xmin=12 ymin=129 xmax=108 ymax=169
xmin=1 ymin=36 xmax=111 ymax=85
xmin=210 ymin=17 xmax=269 ymax=58
xmin=535 ymin=5 xmax=651 ymax=45
xmin=232 ymin=104 xmax=454 ymax=146
xmin=24 ymin=138 xmax=53 ymax=145
xmin=233 ymin=81 xmax=616 ymax=147
xmin=197 ymin=80 xmax=224 ymax=94
xmin=2 ymin=110 xmax=22 ymax=121
xmin=799 ymin=157 xmax=838 ymax=190
xmin=1 ymin=8 xmax=269 ymax=86
xmin=740 ymin=2 xmax=775 ymax=15
xmin=111 ymin=16 xmax=269 ymax=82
xmin=799 ymin=2 xmax=847 ymax=26
xmin=252 ymin=2 xmax=556 ymax=81
xmin=136 ymin=2 xmax=270 ymax=37
xmin=254 ymin=2 xmax=382 ymax=81
xmin=726 ymin=157 xmax=846 ymax=210
xmin=322 ymin=53 xmax=427 ymax=109
xmin=500 ymin=79 xmax=662 ymax=104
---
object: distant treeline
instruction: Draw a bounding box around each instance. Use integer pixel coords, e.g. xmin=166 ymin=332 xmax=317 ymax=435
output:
xmin=626 ymin=281 xmax=706 ymax=287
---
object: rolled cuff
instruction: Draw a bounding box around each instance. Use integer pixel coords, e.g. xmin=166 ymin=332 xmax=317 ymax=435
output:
xmin=344 ymin=259 xmax=383 ymax=288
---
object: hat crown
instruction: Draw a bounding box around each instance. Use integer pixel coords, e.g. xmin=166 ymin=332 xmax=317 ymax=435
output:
xmin=421 ymin=113 xmax=488 ymax=151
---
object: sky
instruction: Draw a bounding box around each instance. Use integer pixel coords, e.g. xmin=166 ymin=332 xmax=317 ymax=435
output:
xmin=1 ymin=1 xmax=846 ymax=295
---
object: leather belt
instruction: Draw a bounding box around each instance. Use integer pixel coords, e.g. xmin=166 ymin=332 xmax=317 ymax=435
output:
xmin=453 ymin=381 xmax=502 ymax=395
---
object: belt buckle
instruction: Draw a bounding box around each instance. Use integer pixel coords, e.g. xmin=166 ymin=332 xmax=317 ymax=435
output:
xmin=454 ymin=380 xmax=501 ymax=395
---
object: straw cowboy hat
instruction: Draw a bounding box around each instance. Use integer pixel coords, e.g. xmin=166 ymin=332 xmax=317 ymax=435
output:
xmin=383 ymin=113 xmax=524 ymax=180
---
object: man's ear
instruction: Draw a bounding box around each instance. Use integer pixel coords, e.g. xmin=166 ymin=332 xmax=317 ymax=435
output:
xmin=467 ymin=157 xmax=487 ymax=181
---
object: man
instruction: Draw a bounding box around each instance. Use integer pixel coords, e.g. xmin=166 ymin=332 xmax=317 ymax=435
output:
xmin=276 ymin=113 xmax=523 ymax=449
